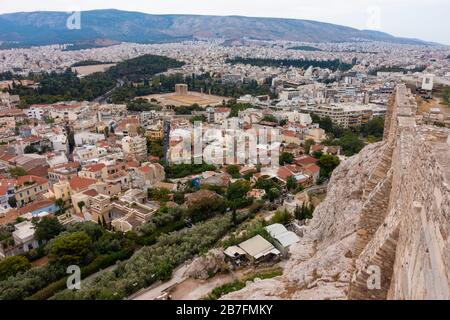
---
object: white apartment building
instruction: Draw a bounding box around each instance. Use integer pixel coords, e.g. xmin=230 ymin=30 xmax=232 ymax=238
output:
xmin=26 ymin=106 xmax=46 ymax=120
xmin=74 ymin=131 xmax=105 ymax=147
xmin=121 ymin=136 xmax=147 ymax=161
xmin=302 ymin=103 xmax=376 ymax=129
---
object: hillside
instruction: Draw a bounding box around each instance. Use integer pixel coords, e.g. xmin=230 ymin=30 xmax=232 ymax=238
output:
xmin=0 ymin=9 xmax=432 ymax=46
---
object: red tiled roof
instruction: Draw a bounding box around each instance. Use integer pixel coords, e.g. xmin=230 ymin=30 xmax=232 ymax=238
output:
xmin=84 ymin=163 xmax=105 ymax=172
xmin=311 ymin=144 xmax=324 ymax=152
xmin=303 ymin=163 xmax=320 ymax=174
xmin=83 ymin=189 xmax=98 ymax=197
xmin=0 ymin=109 xmax=25 ymax=117
xmin=215 ymin=107 xmax=231 ymax=113
xmin=282 ymin=130 xmax=297 ymax=138
xmin=0 ymin=184 xmax=8 ymax=195
xmin=22 ymin=135 xmax=41 ymax=143
xmin=69 ymin=176 xmax=96 ymax=192
xmin=294 ymin=155 xmax=318 ymax=166
xmin=27 ymin=165 xmax=49 ymax=178
xmin=277 ymin=167 xmax=294 ymax=181
xmin=16 ymin=175 xmax=48 ymax=187
xmin=0 ymin=209 xmax=19 ymax=226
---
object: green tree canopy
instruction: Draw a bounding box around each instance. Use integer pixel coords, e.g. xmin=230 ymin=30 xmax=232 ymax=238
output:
xmin=33 ymin=216 xmax=64 ymax=242
xmin=271 ymin=209 xmax=294 ymax=225
xmin=9 ymin=166 xmax=27 ymax=177
xmin=279 ymin=152 xmax=294 ymax=165
xmin=317 ymin=154 xmax=340 ymax=179
xmin=47 ymin=231 xmax=93 ymax=266
xmin=226 ymin=180 xmax=251 ymax=202
xmin=226 ymin=165 xmax=241 ymax=179
xmin=0 ymin=256 xmax=31 ymax=281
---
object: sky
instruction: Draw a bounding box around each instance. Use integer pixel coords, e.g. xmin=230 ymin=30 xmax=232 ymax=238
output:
xmin=0 ymin=0 xmax=449 ymax=45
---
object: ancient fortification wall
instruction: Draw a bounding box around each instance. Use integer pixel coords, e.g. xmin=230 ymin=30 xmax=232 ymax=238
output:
xmin=224 ymin=84 xmax=449 ymax=300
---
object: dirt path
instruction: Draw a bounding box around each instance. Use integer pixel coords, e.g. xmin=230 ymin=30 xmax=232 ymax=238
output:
xmin=170 ymin=272 xmax=240 ymax=300
xmin=132 ymin=263 xmax=190 ymax=300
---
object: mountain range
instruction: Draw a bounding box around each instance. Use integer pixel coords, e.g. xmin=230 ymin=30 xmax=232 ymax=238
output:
xmin=0 ymin=9 xmax=435 ymax=47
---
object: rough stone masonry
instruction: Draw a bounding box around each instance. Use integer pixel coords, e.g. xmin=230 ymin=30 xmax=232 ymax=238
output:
xmin=223 ymin=84 xmax=449 ymax=300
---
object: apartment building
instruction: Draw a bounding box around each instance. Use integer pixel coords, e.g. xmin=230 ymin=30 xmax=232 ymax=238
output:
xmin=121 ymin=135 xmax=147 ymax=161
xmin=304 ymin=103 xmax=374 ymax=129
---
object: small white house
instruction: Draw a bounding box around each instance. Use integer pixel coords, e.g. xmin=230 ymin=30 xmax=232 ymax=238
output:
xmin=265 ymin=223 xmax=300 ymax=256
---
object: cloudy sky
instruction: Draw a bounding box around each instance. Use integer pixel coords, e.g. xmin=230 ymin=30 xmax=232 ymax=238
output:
xmin=0 ymin=0 xmax=449 ymax=45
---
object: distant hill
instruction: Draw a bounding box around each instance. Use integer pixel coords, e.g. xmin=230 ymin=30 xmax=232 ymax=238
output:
xmin=0 ymin=9 xmax=435 ymax=47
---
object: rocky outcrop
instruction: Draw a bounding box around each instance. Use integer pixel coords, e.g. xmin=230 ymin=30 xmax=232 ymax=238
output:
xmin=184 ymin=250 xmax=227 ymax=280
xmin=224 ymin=85 xmax=450 ymax=300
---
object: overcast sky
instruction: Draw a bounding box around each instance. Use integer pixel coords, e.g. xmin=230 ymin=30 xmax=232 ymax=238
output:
xmin=0 ymin=0 xmax=449 ymax=45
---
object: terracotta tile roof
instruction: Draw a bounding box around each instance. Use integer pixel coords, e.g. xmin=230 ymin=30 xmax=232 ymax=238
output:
xmin=16 ymin=175 xmax=49 ymax=187
xmin=0 ymin=209 xmax=19 ymax=226
xmin=84 ymin=163 xmax=106 ymax=172
xmin=277 ymin=167 xmax=294 ymax=181
xmin=83 ymin=189 xmax=98 ymax=197
xmin=0 ymin=109 xmax=24 ymax=117
xmin=303 ymin=163 xmax=320 ymax=174
xmin=311 ymin=144 xmax=324 ymax=152
xmin=22 ymin=135 xmax=41 ymax=143
xmin=0 ymin=154 xmax=16 ymax=162
xmin=0 ymin=184 xmax=8 ymax=195
xmin=27 ymin=165 xmax=49 ymax=178
xmin=294 ymin=155 xmax=318 ymax=166
xmin=215 ymin=107 xmax=231 ymax=113
xmin=282 ymin=130 xmax=297 ymax=138
xmin=69 ymin=176 xmax=96 ymax=192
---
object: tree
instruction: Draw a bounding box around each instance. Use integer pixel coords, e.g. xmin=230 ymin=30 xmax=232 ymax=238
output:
xmin=262 ymin=114 xmax=277 ymax=123
xmin=226 ymin=180 xmax=252 ymax=209
xmin=47 ymin=231 xmax=93 ymax=266
xmin=362 ymin=117 xmax=384 ymax=139
xmin=0 ymin=256 xmax=31 ymax=281
xmin=295 ymin=203 xmax=315 ymax=220
xmin=9 ymin=166 xmax=27 ymax=177
xmin=226 ymin=180 xmax=251 ymax=201
xmin=103 ymin=126 xmax=109 ymax=138
xmin=226 ymin=165 xmax=241 ymax=179
xmin=24 ymin=145 xmax=38 ymax=154
xmin=271 ymin=209 xmax=294 ymax=225
xmin=55 ymin=198 xmax=65 ymax=215
xmin=77 ymin=201 xmax=86 ymax=213
xmin=148 ymin=188 xmax=171 ymax=202
xmin=33 ymin=216 xmax=64 ymax=242
xmin=303 ymin=139 xmax=315 ymax=154
xmin=338 ymin=132 xmax=364 ymax=156
xmin=279 ymin=152 xmax=294 ymax=166
xmin=231 ymin=210 xmax=238 ymax=226
xmin=286 ymin=176 xmax=297 ymax=191
xmin=187 ymin=197 xmax=226 ymax=223
xmin=268 ymin=187 xmax=281 ymax=202
xmin=317 ymin=154 xmax=340 ymax=179
xmin=8 ymin=197 xmax=17 ymax=208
